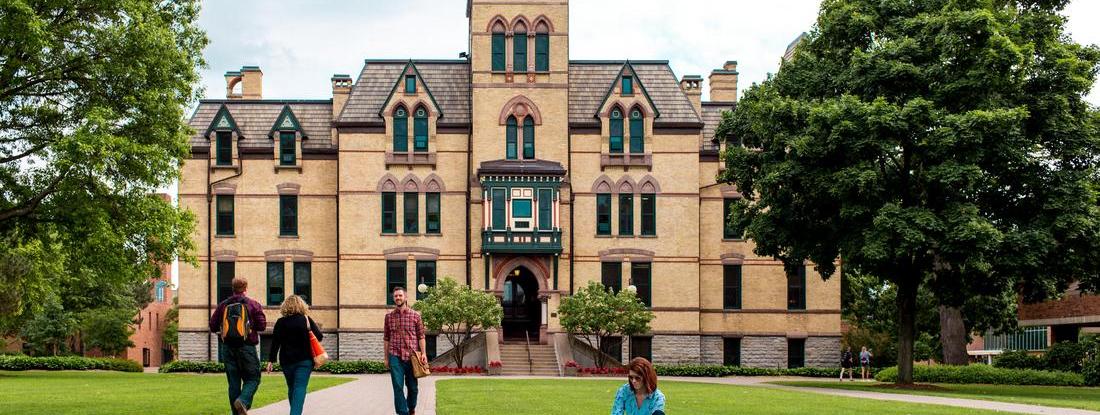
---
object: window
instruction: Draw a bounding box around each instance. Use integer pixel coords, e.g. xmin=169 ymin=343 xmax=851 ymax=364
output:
xmin=491 ymin=189 xmax=507 ymax=230
xmin=279 ymin=195 xmax=297 ymax=236
xmin=632 ymin=262 xmax=652 ymax=307
xmin=724 ymin=338 xmax=741 ymax=366
xmin=513 ymin=27 xmax=527 ymax=73
xmin=404 ymin=192 xmax=418 ymax=233
xmin=788 ymin=338 xmax=806 ymax=368
xmin=640 ymin=193 xmax=656 ymax=236
xmin=596 ymin=193 xmax=611 ymax=235
xmin=601 ymin=262 xmax=621 ymax=293
xmin=426 ymin=192 xmax=441 ymax=234
xmin=630 ymin=336 xmax=652 ymax=361
xmin=491 ymin=32 xmax=506 ymax=71
xmin=609 ymin=108 xmax=624 ymax=153
xmin=600 ymin=336 xmax=623 ymax=363
xmin=723 ymin=265 xmax=742 ymax=310
xmin=393 ymin=107 xmax=408 ymax=152
xmin=535 ymin=32 xmax=549 ymax=71
xmin=522 ymin=117 xmax=535 ymax=159
xmin=723 ymin=198 xmax=744 ymax=239
xmin=413 ymin=107 xmax=428 ymax=152
xmin=512 ymin=197 xmax=532 ymax=230
xmin=267 ymin=262 xmax=284 ymax=305
xmin=278 ymin=132 xmax=296 ymax=166
xmin=426 ymin=335 xmax=438 ymax=361
xmin=629 ymin=109 xmax=644 ymax=153
xmin=787 ymin=266 xmax=807 ymax=310
xmin=381 ymin=192 xmax=397 ymax=234
xmin=386 ymin=260 xmax=407 ymax=306
xmin=622 ymin=76 xmax=633 ymax=95
xmin=155 ymin=281 xmax=167 ymax=303
xmin=405 ymin=75 xmax=415 ymax=94
xmin=416 ymin=260 xmax=436 ymax=300
xmin=294 ymin=262 xmax=311 ymax=305
xmin=537 ymin=189 xmax=553 ymax=230
xmin=618 ymin=194 xmax=633 ymax=236
xmin=215 ymin=131 xmax=232 ymax=165
xmin=506 ymin=116 xmax=518 ymax=159
xmin=215 ymin=195 xmax=234 ymax=236
xmin=216 ymin=262 xmax=234 ymax=303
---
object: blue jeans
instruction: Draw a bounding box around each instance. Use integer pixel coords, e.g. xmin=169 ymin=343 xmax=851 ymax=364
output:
xmin=222 ymin=343 xmax=261 ymax=412
xmin=388 ymin=354 xmax=418 ymax=415
xmin=282 ymin=360 xmax=313 ymax=415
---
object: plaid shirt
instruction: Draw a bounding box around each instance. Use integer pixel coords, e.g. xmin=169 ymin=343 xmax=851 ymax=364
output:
xmin=383 ymin=306 xmax=424 ymax=361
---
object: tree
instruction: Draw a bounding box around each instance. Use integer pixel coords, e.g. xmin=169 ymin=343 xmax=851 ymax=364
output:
xmin=19 ymin=297 xmax=78 ymax=356
xmin=0 ymin=1 xmax=203 ymax=333
xmin=558 ymin=281 xmax=655 ymax=368
xmin=718 ymin=0 xmax=1100 ymax=384
xmin=79 ymin=308 xmax=135 ymax=357
xmin=162 ymin=296 xmax=179 ymax=358
xmin=413 ymin=278 xmax=502 ymax=368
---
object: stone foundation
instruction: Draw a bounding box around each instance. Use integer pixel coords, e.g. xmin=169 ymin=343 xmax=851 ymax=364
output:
xmin=337 ymin=332 xmax=384 ymax=361
xmin=700 ymin=336 xmax=724 ymax=365
xmin=179 ymin=331 xmax=217 ymax=361
xmin=805 ymin=336 xmax=841 ymax=368
xmin=741 ymin=336 xmax=786 ymax=368
xmin=650 ymin=335 xmax=701 ymax=365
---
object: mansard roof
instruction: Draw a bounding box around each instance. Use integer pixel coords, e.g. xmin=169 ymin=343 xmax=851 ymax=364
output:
xmin=569 ymin=60 xmax=702 ymax=127
xmin=701 ymin=101 xmax=736 ymax=151
xmin=337 ymin=59 xmax=471 ymax=126
xmin=188 ymin=100 xmax=334 ymax=152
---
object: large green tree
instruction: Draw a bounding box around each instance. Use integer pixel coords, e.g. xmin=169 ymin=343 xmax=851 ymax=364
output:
xmin=0 ymin=1 xmax=205 ymax=333
xmin=718 ymin=0 xmax=1100 ymax=383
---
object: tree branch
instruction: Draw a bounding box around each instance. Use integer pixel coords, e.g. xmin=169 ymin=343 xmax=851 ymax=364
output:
xmin=0 ymin=141 xmax=52 ymax=164
xmin=0 ymin=166 xmax=71 ymax=223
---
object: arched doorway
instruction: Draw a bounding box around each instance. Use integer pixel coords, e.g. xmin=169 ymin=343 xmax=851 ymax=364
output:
xmin=502 ymin=266 xmax=541 ymax=341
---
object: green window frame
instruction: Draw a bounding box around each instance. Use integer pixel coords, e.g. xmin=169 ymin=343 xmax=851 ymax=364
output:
xmin=641 ymin=193 xmax=656 ymax=236
xmin=491 ymin=33 xmax=506 ymax=71
xmin=788 ymin=338 xmax=806 ymax=368
xmin=416 ymin=260 xmax=436 ymax=300
xmin=216 ymin=261 xmax=234 ymax=303
xmin=381 ymin=192 xmax=397 ymax=234
xmin=279 ymin=132 xmax=296 ymax=165
xmin=535 ymin=33 xmax=549 ymax=71
xmin=216 ymin=195 xmax=234 ymax=236
xmin=723 ymin=264 xmax=742 ymax=309
xmin=294 ymin=262 xmax=311 ymax=305
xmin=601 ymin=262 xmax=621 ymax=294
xmin=404 ymin=75 xmax=415 ymax=94
xmin=506 ymin=116 xmax=518 ymax=159
xmin=215 ymin=131 xmax=232 ymax=165
xmin=618 ymin=194 xmax=633 ymax=236
xmin=622 ymin=76 xmax=633 ymax=95
xmin=386 ymin=260 xmax=407 ymax=306
xmin=426 ymin=192 xmax=441 ymax=234
xmin=413 ymin=107 xmax=428 ymax=152
xmin=267 ymin=262 xmax=284 ymax=306
xmin=522 ymin=117 xmax=535 ymax=159
xmin=537 ymin=189 xmax=553 ymax=230
xmin=631 ymin=262 xmax=652 ymax=307
xmin=279 ymin=195 xmax=297 ymax=237
xmin=724 ymin=338 xmax=742 ymax=366
xmin=404 ymin=192 xmax=418 ymax=234
xmin=513 ymin=30 xmax=527 ymax=73
xmin=609 ymin=108 xmax=624 ymax=153
xmin=787 ymin=266 xmax=807 ymax=310
xmin=393 ymin=107 xmax=408 ymax=152
xmin=629 ymin=109 xmax=644 ymax=153
xmin=491 ymin=189 xmax=507 ymax=230
xmin=596 ymin=193 xmax=611 ymax=235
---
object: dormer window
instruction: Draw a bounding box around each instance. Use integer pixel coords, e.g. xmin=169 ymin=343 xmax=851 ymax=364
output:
xmin=630 ymin=108 xmax=644 ymax=153
xmin=393 ymin=107 xmax=408 ymax=152
xmin=215 ymin=131 xmax=232 ymax=165
xmin=279 ymin=132 xmax=296 ymax=165
xmin=609 ymin=108 xmax=624 ymax=154
xmin=405 ymin=75 xmax=416 ymax=94
xmin=622 ymin=76 xmax=634 ymax=95
xmin=413 ymin=107 xmax=428 ymax=152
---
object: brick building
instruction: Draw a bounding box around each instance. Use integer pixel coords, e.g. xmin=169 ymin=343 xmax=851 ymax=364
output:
xmin=177 ymin=0 xmax=841 ymax=369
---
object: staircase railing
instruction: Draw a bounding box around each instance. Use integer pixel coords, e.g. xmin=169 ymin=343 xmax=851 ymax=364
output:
xmin=525 ymin=331 xmax=534 ymax=374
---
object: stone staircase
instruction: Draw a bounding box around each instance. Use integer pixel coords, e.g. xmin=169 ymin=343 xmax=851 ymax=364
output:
xmin=499 ymin=341 xmax=560 ymax=376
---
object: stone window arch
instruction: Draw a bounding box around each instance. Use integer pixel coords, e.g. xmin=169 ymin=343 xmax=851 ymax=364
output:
xmin=401 ymin=174 xmax=422 ymax=193
xmin=592 ymin=175 xmax=614 ymax=194
xmin=639 ymin=175 xmax=662 ymax=194
xmin=424 ymin=174 xmax=445 ymax=192
xmin=616 ymin=176 xmax=636 ymax=195
xmin=378 ymin=174 xmax=399 ymax=192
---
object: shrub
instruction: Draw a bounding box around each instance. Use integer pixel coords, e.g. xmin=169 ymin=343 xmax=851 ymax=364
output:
xmin=0 ymin=355 xmax=141 ymax=373
xmin=874 ymin=364 xmax=1084 ymax=386
xmin=159 ymin=360 xmax=386 ymax=374
xmin=1045 ymin=342 xmax=1086 ymax=373
xmin=652 ymin=364 xmax=845 ymax=378
xmin=994 ymin=350 xmax=1046 ymax=371
xmin=1083 ymin=359 xmax=1099 ymax=387
xmin=159 ymin=360 xmax=225 ymax=373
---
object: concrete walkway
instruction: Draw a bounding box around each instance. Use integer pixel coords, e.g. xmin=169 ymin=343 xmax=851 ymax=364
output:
xmin=251 ymin=374 xmax=1100 ymax=415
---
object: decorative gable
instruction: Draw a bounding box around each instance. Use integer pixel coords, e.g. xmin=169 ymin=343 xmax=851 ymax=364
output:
xmin=269 ymin=105 xmax=305 ymax=138
xmin=594 ymin=62 xmax=660 ymax=120
xmin=380 ymin=60 xmax=443 ymax=119
xmin=204 ymin=105 xmax=242 ymax=138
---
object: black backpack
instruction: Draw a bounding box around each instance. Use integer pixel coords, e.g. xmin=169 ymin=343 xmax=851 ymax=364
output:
xmin=220 ymin=299 xmax=251 ymax=346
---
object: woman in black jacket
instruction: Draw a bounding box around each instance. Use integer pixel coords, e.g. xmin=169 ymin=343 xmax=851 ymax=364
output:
xmin=265 ymin=295 xmax=322 ymax=415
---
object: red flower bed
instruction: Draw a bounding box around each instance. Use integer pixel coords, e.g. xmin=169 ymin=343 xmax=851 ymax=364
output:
xmin=578 ymin=366 xmax=628 ymax=375
xmin=489 ymin=361 xmax=503 ymax=368
xmin=430 ymin=366 xmax=485 ymax=374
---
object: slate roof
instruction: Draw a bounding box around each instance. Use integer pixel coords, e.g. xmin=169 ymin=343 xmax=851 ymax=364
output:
xmin=188 ymin=100 xmax=334 ymax=151
xmin=337 ymin=60 xmax=470 ymax=126
xmin=701 ymin=101 xmax=735 ymax=151
xmin=568 ymin=61 xmax=701 ymax=126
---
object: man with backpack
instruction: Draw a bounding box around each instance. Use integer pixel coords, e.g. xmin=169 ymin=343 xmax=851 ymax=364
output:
xmin=209 ymin=277 xmax=267 ymax=415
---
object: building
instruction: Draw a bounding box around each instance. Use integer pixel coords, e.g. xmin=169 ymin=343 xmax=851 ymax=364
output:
xmin=968 ymin=283 xmax=1100 ymax=362
xmin=177 ymin=0 xmax=841 ymax=369
xmin=127 ymin=262 xmax=174 ymax=367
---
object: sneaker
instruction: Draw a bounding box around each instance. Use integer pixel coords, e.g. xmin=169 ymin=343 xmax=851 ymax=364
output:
xmin=233 ymin=399 xmax=249 ymax=415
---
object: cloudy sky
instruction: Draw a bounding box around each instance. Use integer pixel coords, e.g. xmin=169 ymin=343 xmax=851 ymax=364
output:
xmin=195 ymin=0 xmax=1100 ymax=105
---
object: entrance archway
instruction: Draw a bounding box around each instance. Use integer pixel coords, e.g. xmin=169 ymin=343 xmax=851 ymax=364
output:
xmin=501 ymin=266 xmax=541 ymax=341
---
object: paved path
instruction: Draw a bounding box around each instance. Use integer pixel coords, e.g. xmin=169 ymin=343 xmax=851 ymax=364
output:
xmin=251 ymin=374 xmax=1099 ymax=415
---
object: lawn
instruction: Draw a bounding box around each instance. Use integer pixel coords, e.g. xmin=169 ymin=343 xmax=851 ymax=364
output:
xmin=771 ymin=380 xmax=1100 ymax=412
xmin=0 ymin=370 xmax=353 ymax=415
xmin=435 ymin=379 xmax=1010 ymax=414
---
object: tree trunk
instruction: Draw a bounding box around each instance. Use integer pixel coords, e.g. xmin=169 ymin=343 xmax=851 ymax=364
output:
xmin=939 ymin=305 xmax=969 ymax=365
xmin=896 ymin=278 xmax=918 ymax=385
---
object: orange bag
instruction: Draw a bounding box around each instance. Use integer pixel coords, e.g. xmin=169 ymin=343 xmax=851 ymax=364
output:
xmin=308 ymin=318 xmax=329 ymax=369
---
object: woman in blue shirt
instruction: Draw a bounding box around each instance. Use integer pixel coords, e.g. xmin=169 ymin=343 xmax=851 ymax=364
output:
xmin=611 ymin=357 xmax=666 ymax=415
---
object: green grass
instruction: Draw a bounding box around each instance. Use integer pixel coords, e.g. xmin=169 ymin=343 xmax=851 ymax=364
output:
xmin=0 ymin=370 xmax=353 ymax=414
xmin=772 ymin=380 xmax=1100 ymax=412
xmin=435 ymin=379 xmax=1011 ymax=414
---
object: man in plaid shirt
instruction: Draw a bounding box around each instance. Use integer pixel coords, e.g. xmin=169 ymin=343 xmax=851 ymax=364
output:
xmin=383 ymin=286 xmax=427 ymax=415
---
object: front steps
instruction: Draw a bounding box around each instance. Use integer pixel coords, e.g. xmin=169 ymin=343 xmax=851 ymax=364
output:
xmin=499 ymin=342 xmax=559 ymax=376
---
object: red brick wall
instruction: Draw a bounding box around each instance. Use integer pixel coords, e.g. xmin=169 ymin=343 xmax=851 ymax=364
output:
xmin=1018 ymin=283 xmax=1100 ymax=322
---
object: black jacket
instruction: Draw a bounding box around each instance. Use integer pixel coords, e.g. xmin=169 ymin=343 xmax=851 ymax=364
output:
xmin=269 ymin=314 xmax=323 ymax=366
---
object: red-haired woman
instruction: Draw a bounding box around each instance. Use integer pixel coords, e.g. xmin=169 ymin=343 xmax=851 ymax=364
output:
xmin=611 ymin=357 xmax=666 ymax=415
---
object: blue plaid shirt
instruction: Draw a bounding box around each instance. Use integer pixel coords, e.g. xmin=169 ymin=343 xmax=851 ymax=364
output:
xmin=611 ymin=383 xmax=665 ymax=415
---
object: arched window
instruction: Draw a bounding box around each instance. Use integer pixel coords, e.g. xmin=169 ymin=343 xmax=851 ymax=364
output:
xmin=506 ymin=115 xmax=518 ymax=159
xmin=513 ymin=22 xmax=528 ymax=73
xmin=491 ymin=21 xmax=506 ymax=72
xmin=413 ymin=106 xmax=428 ymax=152
xmin=155 ymin=281 xmax=167 ymax=303
xmin=523 ymin=117 xmax=535 ymax=159
xmin=609 ymin=107 xmax=624 ymax=154
xmin=393 ymin=106 xmax=408 ymax=152
xmin=630 ymin=107 xmax=644 ymax=153
xmin=535 ymin=21 xmax=549 ymax=72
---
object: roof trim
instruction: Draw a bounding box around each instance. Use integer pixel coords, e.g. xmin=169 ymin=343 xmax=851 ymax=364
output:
xmin=269 ymin=105 xmax=305 ymax=139
xmin=203 ymin=104 xmax=242 ymax=139
xmin=364 ymin=58 xmax=469 ymax=64
xmin=378 ymin=60 xmax=445 ymax=120
xmin=593 ymin=61 xmax=661 ymax=120
xmin=198 ymin=99 xmax=332 ymax=104
xmin=570 ymin=60 xmax=670 ymax=65
xmin=703 ymin=101 xmax=737 ymax=106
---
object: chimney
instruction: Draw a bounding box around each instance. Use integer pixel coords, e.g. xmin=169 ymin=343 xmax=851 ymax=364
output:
xmin=331 ymin=74 xmax=353 ymax=121
xmin=708 ymin=61 xmax=739 ymax=103
xmin=679 ymin=75 xmax=703 ymax=116
xmin=225 ymin=66 xmax=263 ymax=99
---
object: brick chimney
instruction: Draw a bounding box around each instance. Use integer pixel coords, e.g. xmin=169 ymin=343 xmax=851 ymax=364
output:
xmin=708 ymin=61 xmax=738 ymax=103
xmin=225 ymin=66 xmax=263 ymax=99
xmin=331 ymin=74 xmax=353 ymax=121
xmin=679 ymin=75 xmax=703 ymax=116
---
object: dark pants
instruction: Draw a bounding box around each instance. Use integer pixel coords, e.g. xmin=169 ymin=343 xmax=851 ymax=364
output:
xmin=282 ymin=360 xmax=313 ymax=415
xmin=223 ymin=343 xmax=262 ymax=412
xmin=388 ymin=354 xmax=418 ymax=415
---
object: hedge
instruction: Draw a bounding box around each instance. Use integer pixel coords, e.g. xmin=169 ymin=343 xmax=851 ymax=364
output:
xmin=159 ymin=360 xmax=386 ymax=374
xmin=993 ymin=350 xmax=1046 ymax=371
xmin=653 ymin=364 xmax=847 ymax=378
xmin=1083 ymin=359 xmax=1099 ymax=387
xmin=0 ymin=355 xmax=142 ymax=373
xmin=874 ymin=364 xmax=1085 ymax=386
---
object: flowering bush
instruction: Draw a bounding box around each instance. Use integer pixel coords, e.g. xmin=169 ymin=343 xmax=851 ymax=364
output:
xmin=564 ymin=360 xmax=579 ymax=368
xmin=489 ymin=361 xmax=503 ymax=368
xmin=579 ymin=366 xmax=628 ymax=375
xmin=430 ymin=365 xmax=485 ymax=374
